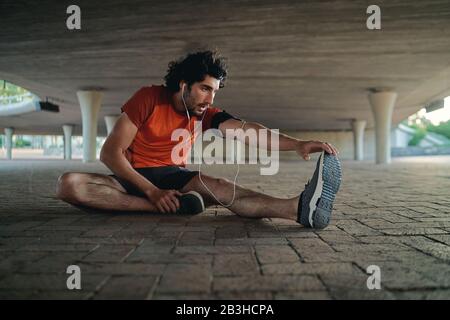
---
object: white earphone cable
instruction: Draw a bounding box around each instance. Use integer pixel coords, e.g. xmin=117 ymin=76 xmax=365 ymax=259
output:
xmin=181 ymin=86 xmax=243 ymax=207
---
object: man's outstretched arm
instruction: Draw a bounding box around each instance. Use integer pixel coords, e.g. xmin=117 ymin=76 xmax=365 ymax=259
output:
xmin=218 ymin=118 xmax=338 ymax=160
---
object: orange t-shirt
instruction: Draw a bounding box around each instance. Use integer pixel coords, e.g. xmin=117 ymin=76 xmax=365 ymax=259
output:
xmin=121 ymin=85 xmax=223 ymax=168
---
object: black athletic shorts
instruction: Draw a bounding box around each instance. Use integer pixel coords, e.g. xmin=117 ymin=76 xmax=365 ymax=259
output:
xmin=110 ymin=110 xmax=239 ymax=197
xmin=110 ymin=166 xmax=199 ymax=197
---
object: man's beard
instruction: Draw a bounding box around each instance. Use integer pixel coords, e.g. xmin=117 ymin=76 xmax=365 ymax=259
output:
xmin=182 ymin=90 xmax=201 ymax=116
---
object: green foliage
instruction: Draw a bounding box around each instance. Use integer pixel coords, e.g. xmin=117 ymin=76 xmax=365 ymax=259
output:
xmin=408 ymin=126 xmax=427 ymax=146
xmin=426 ymin=120 xmax=450 ymax=140
xmin=14 ymin=138 xmax=31 ymax=148
xmin=407 ymin=113 xmax=450 ymax=145
xmin=0 ymin=81 xmax=33 ymax=106
xmin=0 ymin=81 xmax=28 ymax=97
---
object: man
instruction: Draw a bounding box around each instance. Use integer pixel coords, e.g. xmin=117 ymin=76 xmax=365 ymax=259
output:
xmin=56 ymin=50 xmax=341 ymax=229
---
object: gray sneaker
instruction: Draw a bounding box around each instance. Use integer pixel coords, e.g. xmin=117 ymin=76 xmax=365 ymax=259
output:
xmin=297 ymin=151 xmax=342 ymax=229
xmin=176 ymin=191 xmax=205 ymax=215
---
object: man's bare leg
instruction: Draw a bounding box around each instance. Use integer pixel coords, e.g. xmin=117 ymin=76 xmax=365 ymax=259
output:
xmin=180 ymin=173 xmax=298 ymax=221
xmin=56 ymin=172 xmax=158 ymax=212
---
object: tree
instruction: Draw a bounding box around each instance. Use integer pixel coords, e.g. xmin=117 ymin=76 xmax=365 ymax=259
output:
xmin=427 ymin=120 xmax=450 ymax=140
xmin=408 ymin=127 xmax=426 ymax=146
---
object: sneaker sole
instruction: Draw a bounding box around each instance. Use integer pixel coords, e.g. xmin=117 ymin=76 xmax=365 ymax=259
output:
xmin=300 ymin=151 xmax=342 ymax=229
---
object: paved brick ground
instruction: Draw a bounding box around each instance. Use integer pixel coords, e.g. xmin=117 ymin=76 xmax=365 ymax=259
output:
xmin=0 ymin=156 xmax=449 ymax=299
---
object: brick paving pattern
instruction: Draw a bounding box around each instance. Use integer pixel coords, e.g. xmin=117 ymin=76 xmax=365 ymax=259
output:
xmin=0 ymin=157 xmax=449 ymax=299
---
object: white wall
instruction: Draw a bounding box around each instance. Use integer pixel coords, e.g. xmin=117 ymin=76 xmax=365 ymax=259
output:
xmin=391 ymin=128 xmax=411 ymax=147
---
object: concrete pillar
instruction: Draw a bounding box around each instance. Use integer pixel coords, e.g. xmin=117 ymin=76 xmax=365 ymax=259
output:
xmin=62 ymin=124 xmax=74 ymax=160
xmin=351 ymin=120 xmax=366 ymax=161
xmin=104 ymin=115 xmax=120 ymax=135
xmin=4 ymin=127 xmax=14 ymax=160
xmin=368 ymin=91 xmax=397 ymax=164
xmin=77 ymin=90 xmax=103 ymax=162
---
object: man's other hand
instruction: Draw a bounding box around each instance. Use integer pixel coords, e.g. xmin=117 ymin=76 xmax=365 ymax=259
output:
xmin=146 ymin=189 xmax=182 ymax=213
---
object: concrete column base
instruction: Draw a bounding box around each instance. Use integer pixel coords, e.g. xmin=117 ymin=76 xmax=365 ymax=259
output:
xmin=368 ymin=91 xmax=397 ymax=164
xmin=62 ymin=124 xmax=74 ymax=160
xmin=77 ymin=91 xmax=103 ymax=163
xmin=352 ymin=120 xmax=366 ymax=161
xmin=4 ymin=127 xmax=14 ymax=160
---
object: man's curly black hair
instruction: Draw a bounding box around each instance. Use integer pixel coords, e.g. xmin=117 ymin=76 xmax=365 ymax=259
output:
xmin=164 ymin=50 xmax=228 ymax=92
